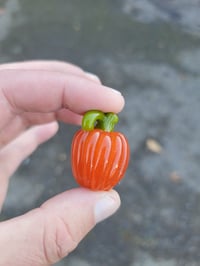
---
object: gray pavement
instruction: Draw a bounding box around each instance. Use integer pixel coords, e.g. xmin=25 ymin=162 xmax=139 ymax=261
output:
xmin=1 ymin=0 xmax=200 ymax=265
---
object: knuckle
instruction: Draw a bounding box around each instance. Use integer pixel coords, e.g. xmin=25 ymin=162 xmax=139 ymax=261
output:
xmin=54 ymin=216 xmax=78 ymax=259
xmin=42 ymin=214 xmax=78 ymax=264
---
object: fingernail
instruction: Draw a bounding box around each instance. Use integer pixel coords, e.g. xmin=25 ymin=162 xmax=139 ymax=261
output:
xmin=85 ymin=72 xmax=101 ymax=83
xmin=110 ymin=88 xmax=122 ymax=95
xmin=94 ymin=193 xmax=120 ymax=224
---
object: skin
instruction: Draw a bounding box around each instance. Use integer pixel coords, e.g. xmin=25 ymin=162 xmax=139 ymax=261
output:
xmin=0 ymin=61 xmax=124 ymax=266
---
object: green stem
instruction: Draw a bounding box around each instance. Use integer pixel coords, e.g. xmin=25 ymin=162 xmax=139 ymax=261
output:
xmin=82 ymin=110 xmax=118 ymax=132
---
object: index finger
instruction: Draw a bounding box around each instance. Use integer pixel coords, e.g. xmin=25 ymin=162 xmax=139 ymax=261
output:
xmin=0 ymin=69 xmax=124 ymax=123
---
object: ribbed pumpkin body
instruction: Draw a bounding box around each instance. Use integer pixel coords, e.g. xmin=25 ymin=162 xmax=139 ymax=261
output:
xmin=71 ymin=129 xmax=130 ymax=190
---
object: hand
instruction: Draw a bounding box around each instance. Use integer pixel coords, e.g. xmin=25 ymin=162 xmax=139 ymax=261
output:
xmin=0 ymin=61 xmax=124 ymax=265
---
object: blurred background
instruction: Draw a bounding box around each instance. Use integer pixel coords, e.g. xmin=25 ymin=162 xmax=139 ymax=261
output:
xmin=1 ymin=0 xmax=200 ymax=265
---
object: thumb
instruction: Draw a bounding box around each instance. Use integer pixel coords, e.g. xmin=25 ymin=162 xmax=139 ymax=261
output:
xmin=0 ymin=188 xmax=120 ymax=266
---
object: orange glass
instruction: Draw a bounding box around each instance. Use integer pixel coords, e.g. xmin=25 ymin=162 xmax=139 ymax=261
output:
xmin=71 ymin=111 xmax=130 ymax=191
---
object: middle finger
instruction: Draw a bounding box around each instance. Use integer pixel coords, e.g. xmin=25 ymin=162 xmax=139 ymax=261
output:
xmin=0 ymin=109 xmax=82 ymax=149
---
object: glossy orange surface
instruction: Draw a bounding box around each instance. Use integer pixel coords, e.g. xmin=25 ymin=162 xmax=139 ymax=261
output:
xmin=71 ymin=129 xmax=130 ymax=190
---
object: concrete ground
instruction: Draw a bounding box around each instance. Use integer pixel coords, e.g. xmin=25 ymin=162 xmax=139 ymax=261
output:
xmin=1 ymin=0 xmax=200 ymax=265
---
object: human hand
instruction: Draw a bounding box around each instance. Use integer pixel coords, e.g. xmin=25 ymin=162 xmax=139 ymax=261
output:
xmin=0 ymin=61 xmax=124 ymax=265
